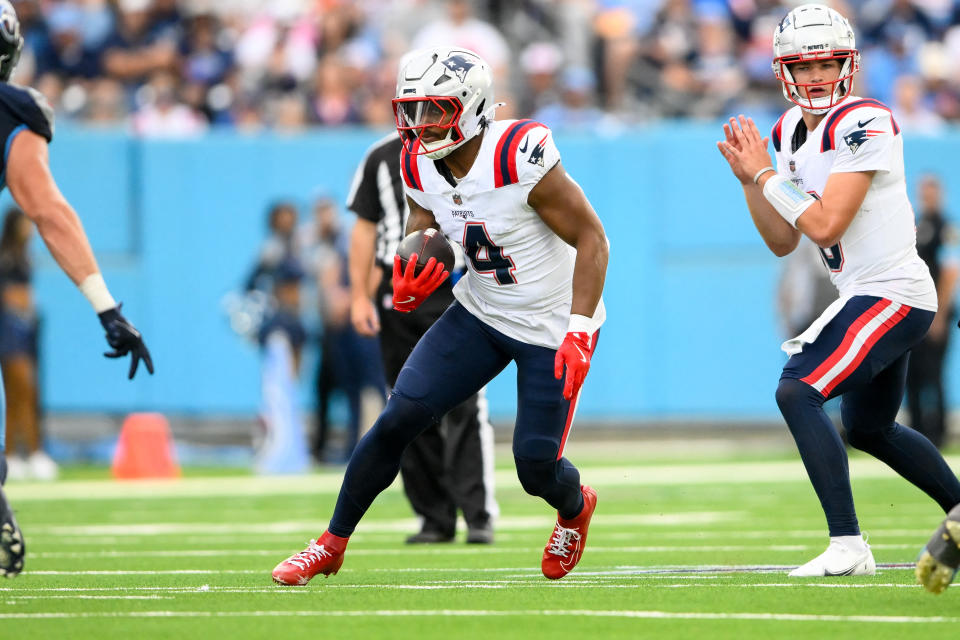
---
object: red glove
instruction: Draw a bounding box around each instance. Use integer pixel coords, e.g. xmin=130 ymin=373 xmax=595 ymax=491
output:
xmin=392 ymin=253 xmax=449 ymax=313
xmin=554 ymin=331 xmax=593 ymax=401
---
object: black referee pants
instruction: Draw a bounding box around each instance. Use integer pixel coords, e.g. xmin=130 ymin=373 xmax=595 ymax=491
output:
xmin=906 ymin=330 xmax=950 ymax=449
xmin=376 ymin=276 xmax=495 ymax=536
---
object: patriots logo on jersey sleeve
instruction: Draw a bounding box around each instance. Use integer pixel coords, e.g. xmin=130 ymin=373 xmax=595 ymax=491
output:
xmin=527 ymin=133 xmax=549 ymax=167
xmin=843 ymin=128 xmax=883 ymax=154
xmin=440 ymin=55 xmax=476 ymax=83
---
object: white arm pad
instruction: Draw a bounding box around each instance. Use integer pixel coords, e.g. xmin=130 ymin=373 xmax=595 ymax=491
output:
xmin=79 ymin=273 xmax=117 ymax=313
xmin=762 ymin=174 xmax=816 ymax=228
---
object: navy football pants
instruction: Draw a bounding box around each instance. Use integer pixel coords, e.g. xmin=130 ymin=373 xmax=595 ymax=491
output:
xmin=329 ymin=302 xmax=588 ymax=537
xmin=776 ymin=296 xmax=960 ymax=536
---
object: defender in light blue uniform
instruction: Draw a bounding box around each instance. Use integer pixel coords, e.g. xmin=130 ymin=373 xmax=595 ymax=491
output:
xmin=0 ymin=1 xmax=153 ymax=578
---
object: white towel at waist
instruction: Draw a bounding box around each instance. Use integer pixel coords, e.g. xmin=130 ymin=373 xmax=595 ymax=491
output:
xmin=781 ymin=296 xmax=850 ymax=356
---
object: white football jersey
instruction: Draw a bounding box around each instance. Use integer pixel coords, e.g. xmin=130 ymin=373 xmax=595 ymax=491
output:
xmin=771 ymin=95 xmax=936 ymax=312
xmin=401 ymin=119 xmax=606 ymax=349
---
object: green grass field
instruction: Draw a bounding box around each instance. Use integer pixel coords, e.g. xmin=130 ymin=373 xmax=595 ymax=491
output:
xmin=1 ymin=440 xmax=958 ymax=639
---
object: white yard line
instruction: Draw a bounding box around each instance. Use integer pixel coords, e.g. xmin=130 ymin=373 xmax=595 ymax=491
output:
xmin=0 ymin=609 xmax=955 ymax=623
xmin=24 ymin=512 xmax=738 ymax=537
xmin=27 ymin=542 xmax=923 ymax=559
xmin=11 ymin=564 xmax=916 ymax=577
xmin=0 ymin=581 xmax=922 ymax=596
xmin=2 ymin=595 xmax=172 ymax=600
xmin=24 ymin=529 xmax=938 ymax=544
xmin=8 ymin=456 xmax=960 ymax=502
xmin=22 ymin=570 xmax=264 ymax=575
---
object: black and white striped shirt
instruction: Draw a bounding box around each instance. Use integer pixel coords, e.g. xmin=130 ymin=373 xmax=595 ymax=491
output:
xmin=346 ymin=132 xmax=407 ymax=269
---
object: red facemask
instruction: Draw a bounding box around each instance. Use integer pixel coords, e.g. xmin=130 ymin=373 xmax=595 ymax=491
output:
xmin=392 ymin=95 xmax=465 ymax=155
xmin=774 ymin=50 xmax=858 ymax=111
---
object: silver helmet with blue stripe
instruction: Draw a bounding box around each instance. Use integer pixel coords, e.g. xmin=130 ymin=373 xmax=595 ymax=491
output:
xmin=772 ymin=4 xmax=860 ymax=115
xmin=392 ymin=47 xmax=496 ymax=161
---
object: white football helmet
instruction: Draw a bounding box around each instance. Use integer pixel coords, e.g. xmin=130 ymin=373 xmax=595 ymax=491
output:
xmin=392 ymin=47 xmax=495 ymax=160
xmin=772 ymin=4 xmax=860 ymax=114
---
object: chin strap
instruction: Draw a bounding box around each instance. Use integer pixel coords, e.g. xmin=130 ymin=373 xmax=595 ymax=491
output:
xmin=424 ymin=101 xmax=506 ymax=159
xmin=477 ymin=101 xmax=505 ymax=131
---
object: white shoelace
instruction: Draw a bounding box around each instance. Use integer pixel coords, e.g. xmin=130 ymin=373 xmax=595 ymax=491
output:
xmin=546 ymin=523 xmax=582 ymax=558
xmin=288 ymin=540 xmax=333 ymax=570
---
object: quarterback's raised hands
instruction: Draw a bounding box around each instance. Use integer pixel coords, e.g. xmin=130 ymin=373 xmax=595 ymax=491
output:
xmin=717 ymin=115 xmax=773 ymax=185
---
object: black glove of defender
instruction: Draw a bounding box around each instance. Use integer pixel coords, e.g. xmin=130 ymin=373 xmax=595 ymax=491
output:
xmin=98 ymin=305 xmax=154 ymax=380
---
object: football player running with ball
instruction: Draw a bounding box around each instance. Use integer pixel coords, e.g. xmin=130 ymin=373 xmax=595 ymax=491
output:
xmin=273 ymin=47 xmax=608 ymax=585
xmin=718 ymin=3 xmax=960 ymax=578
xmin=0 ymin=1 xmax=152 ymax=578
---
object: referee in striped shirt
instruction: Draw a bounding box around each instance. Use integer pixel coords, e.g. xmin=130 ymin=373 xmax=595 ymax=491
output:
xmin=346 ymin=132 xmax=497 ymax=544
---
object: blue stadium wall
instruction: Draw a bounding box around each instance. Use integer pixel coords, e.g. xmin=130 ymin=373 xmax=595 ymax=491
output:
xmin=12 ymin=124 xmax=960 ymax=421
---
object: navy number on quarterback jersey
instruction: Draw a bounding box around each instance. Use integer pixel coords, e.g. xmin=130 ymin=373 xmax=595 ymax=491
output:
xmin=819 ymin=243 xmax=845 ymax=272
xmin=463 ymin=222 xmax=517 ymax=285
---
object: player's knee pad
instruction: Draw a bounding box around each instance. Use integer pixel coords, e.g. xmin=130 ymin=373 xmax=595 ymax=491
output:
xmin=775 ymin=377 xmax=823 ymax=415
xmin=371 ymin=393 xmax=437 ymax=451
xmin=513 ymin=434 xmax=560 ymax=461
xmin=840 ymin=402 xmax=895 ymax=451
xmin=844 ymin=428 xmax=874 ymax=452
xmin=514 ymin=456 xmax=559 ymax=498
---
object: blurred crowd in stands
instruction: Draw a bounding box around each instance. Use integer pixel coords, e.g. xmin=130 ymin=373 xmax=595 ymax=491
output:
xmin=9 ymin=0 xmax=960 ymax=135
xmin=243 ymin=195 xmax=385 ymax=463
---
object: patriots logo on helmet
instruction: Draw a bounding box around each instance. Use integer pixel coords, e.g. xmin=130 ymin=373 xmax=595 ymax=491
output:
xmin=440 ymin=54 xmax=476 ymax=83
xmin=843 ymin=128 xmax=882 ymax=154
xmin=527 ymin=133 xmax=549 ymax=167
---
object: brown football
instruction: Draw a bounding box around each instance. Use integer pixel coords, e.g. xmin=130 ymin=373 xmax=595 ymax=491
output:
xmin=397 ymin=228 xmax=455 ymax=276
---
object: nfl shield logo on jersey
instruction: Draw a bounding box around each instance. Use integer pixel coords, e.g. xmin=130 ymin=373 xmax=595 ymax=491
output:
xmin=452 ymin=193 xmax=462 ymax=205
xmin=789 ymin=160 xmax=796 ymax=173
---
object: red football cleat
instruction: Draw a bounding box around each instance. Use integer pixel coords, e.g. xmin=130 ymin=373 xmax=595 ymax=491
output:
xmin=272 ymin=531 xmax=348 ymax=586
xmin=541 ymin=485 xmax=597 ymax=580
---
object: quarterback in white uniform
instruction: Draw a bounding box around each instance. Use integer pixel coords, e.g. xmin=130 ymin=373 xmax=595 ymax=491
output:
xmin=273 ymin=47 xmax=609 ymax=586
xmin=719 ymin=3 xmax=960 ymax=578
